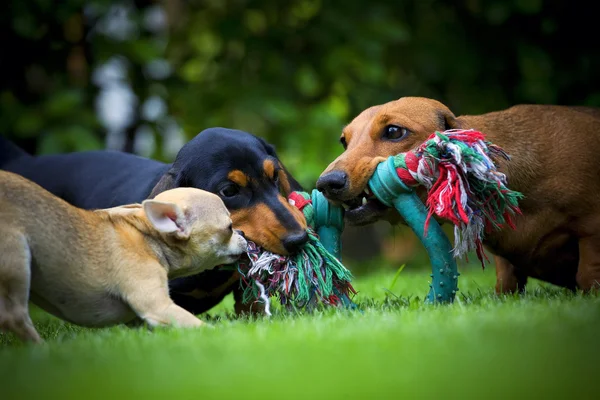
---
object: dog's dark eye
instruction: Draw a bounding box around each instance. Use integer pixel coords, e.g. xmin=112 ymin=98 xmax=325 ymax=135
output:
xmin=219 ymin=184 xmax=240 ymax=198
xmin=383 ymin=125 xmax=410 ymax=141
xmin=340 ymin=136 xmax=347 ymax=149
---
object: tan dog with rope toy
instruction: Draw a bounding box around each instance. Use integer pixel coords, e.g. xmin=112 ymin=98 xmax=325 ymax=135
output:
xmin=0 ymin=171 xmax=247 ymax=343
xmin=317 ymin=97 xmax=600 ymax=294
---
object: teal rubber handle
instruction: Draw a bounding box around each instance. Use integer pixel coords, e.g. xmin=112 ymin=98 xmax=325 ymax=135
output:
xmin=311 ymin=189 xmax=344 ymax=261
xmin=311 ymin=189 xmax=359 ymax=311
xmin=368 ymin=157 xmax=459 ymax=303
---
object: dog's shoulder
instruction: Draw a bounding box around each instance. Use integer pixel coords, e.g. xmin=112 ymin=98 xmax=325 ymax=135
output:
xmin=565 ymin=105 xmax=600 ymax=120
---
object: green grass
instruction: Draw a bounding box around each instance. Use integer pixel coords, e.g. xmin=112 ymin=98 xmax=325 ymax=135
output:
xmin=1 ymin=267 xmax=598 ymax=399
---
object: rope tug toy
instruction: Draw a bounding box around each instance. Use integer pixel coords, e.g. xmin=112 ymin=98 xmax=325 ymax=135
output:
xmin=392 ymin=129 xmax=523 ymax=266
xmin=228 ymin=128 xmax=523 ymax=309
xmin=368 ymin=129 xmax=523 ymax=302
xmin=233 ymin=190 xmax=356 ymax=315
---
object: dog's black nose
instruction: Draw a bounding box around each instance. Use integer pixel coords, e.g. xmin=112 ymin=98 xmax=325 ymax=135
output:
xmin=316 ymin=171 xmax=348 ymax=197
xmin=282 ymin=231 xmax=309 ymax=253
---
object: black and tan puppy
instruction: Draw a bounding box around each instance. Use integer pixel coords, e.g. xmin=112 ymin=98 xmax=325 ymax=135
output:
xmin=0 ymin=171 xmax=247 ymax=343
xmin=0 ymin=128 xmax=307 ymax=315
xmin=317 ymin=97 xmax=600 ymax=294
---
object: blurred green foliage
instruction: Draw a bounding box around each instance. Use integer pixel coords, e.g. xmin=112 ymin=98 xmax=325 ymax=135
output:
xmin=2 ymin=0 xmax=599 ymax=188
xmin=1 ymin=0 xmax=598 ymax=268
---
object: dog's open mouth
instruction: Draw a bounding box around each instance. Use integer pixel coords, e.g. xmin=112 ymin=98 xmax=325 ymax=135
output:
xmin=340 ymin=187 xmax=389 ymax=226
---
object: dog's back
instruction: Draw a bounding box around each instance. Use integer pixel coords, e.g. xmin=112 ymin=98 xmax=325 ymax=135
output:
xmin=0 ymin=135 xmax=31 ymax=167
xmin=1 ymin=170 xmax=79 ymax=225
xmin=0 ymin=170 xmax=99 ymax=265
xmin=0 ymin=136 xmax=170 ymax=209
xmin=568 ymin=105 xmax=600 ymax=120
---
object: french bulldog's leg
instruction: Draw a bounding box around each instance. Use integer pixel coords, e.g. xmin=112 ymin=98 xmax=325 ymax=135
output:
xmin=143 ymin=302 xmax=205 ymax=328
xmin=576 ymin=235 xmax=600 ymax=292
xmin=0 ymin=232 xmax=42 ymax=343
xmin=122 ymin=274 xmax=206 ymax=328
xmin=494 ymin=255 xmax=528 ymax=295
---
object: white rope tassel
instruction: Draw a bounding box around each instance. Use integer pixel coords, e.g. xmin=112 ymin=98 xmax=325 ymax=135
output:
xmin=248 ymin=252 xmax=280 ymax=276
xmin=254 ymin=281 xmax=272 ymax=317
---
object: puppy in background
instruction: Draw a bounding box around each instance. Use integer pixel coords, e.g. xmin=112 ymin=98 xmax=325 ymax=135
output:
xmin=0 ymin=171 xmax=247 ymax=343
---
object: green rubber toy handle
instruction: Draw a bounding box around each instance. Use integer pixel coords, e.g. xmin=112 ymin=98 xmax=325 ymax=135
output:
xmin=368 ymin=157 xmax=459 ymax=303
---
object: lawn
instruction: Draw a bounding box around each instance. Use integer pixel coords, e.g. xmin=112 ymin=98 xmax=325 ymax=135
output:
xmin=1 ymin=266 xmax=598 ymax=399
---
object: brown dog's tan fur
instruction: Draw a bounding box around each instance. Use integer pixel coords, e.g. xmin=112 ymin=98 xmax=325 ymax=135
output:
xmin=0 ymin=171 xmax=246 ymax=343
xmin=320 ymin=97 xmax=600 ymax=293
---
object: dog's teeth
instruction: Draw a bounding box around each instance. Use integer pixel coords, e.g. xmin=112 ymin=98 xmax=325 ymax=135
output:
xmin=365 ymin=187 xmax=371 ymax=196
xmin=362 ymin=197 xmax=368 ymax=206
xmin=342 ymin=203 xmax=350 ymax=210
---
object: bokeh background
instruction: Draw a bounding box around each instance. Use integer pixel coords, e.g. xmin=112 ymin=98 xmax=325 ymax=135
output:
xmin=2 ymin=0 xmax=599 ymax=273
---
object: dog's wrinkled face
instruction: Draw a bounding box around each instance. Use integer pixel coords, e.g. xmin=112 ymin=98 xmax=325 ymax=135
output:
xmin=144 ymin=188 xmax=248 ymax=277
xmin=150 ymin=128 xmax=308 ymax=255
xmin=316 ymin=97 xmax=460 ymax=226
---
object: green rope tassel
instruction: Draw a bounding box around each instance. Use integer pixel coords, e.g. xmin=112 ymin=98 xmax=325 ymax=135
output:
xmin=225 ymin=191 xmax=356 ymax=315
xmin=392 ymin=129 xmax=524 ymax=266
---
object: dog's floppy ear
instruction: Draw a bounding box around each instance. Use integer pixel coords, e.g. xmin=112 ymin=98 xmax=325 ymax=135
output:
xmin=257 ymin=136 xmax=304 ymax=192
xmin=142 ymin=200 xmax=190 ymax=240
xmin=279 ymin=164 xmax=304 ymax=193
xmin=149 ymin=170 xmax=179 ymax=198
xmin=439 ymin=108 xmax=460 ymax=131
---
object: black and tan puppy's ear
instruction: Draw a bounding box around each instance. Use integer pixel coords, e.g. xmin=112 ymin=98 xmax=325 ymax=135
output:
xmin=439 ymin=108 xmax=460 ymax=131
xmin=149 ymin=169 xmax=181 ymax=198
xmin=277 ymin=164 xmax=303 ymax=195
xmin=257 ymin=137 xmax=304 ymax=193
xmin=142 ymin=200 xmax=189 ymax=240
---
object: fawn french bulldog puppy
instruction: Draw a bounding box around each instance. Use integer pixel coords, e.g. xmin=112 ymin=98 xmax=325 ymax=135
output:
xmin=0 ymin=171 xmax=246 ymax=343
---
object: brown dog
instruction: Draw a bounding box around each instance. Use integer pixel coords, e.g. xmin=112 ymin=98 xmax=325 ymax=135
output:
xmin=317 ymin=97 xmax=600 ymax=294
xmin=0 ymin=171 xmax=247 ymax=343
